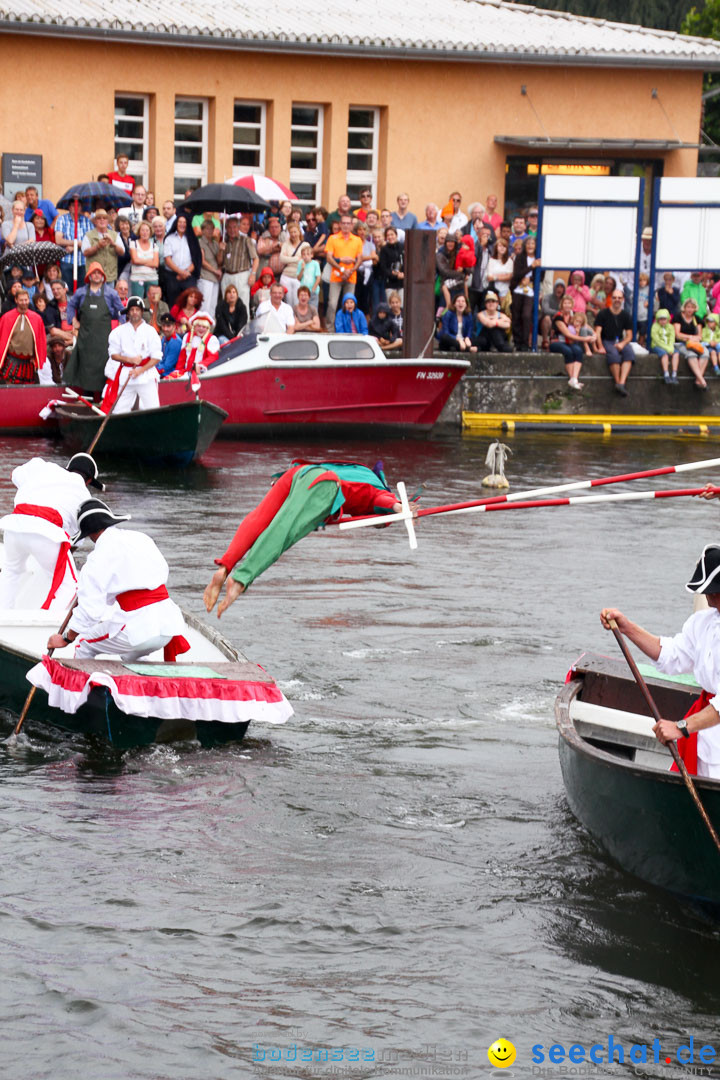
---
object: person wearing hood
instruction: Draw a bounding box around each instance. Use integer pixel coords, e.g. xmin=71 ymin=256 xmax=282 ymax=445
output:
xmin=368 ymin=302 xmax=401 ymax=351
xmin=163 ymin=211 xmax=201 ymax=307
xmin=650 ymin=308 xmax=679 ymax=385
xmin=565 ymin=270 xmax=591 ymax=314
xmin=334 ymin=293 xmax=368 ymax=335
xmin=539 ymin=278 xmax=566 ymax=351
xmin=63 ymin=262 xmax=125 ymax=394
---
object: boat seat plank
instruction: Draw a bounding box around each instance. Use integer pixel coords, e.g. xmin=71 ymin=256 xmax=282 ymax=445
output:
xmin=62 ymin=658 xmax=275 ymax=683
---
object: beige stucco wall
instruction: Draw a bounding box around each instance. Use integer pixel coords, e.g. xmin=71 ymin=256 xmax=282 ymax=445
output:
xmin=0 ymin=33 xmax=703 ymax=210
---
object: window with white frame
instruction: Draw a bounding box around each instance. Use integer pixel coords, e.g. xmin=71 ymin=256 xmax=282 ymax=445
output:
xmin=289 ymin=105 xmax=324 ymax=209
xmin=346 ymin=107 xmax=379 ymax=207
xmin=174 ymin=97 xmax=208 ymax=202
xmin=114 ymin=94 xmax=149 ymax=186
xmin=232 ymin=101 xmax=266 ymax=175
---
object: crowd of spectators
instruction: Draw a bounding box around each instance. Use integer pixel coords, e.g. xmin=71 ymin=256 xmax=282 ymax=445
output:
xmin=1 ymin=163 xmax=719 ymax=398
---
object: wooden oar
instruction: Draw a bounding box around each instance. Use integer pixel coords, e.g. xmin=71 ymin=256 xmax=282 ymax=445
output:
xmin=62 ymin=388 xmax=105 ymax=416
xmin=609 ymin=618 xmax=720 ymax=857
xmin=338 ymin=455 xmax=720 ymax=531
xmin=85 ymin=369 xmax=133 ymax=455
xmin=11 ymin=604 xmax=75 ymax=739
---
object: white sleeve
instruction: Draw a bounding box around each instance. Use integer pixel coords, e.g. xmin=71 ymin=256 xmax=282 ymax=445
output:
xmin=107 ymin=326 xmax=123 ymax=359
xmin=655 ymin=613 xmax=699 ymax=676
xmin=68 ymin=550 xmax=114 ymax=636
xmin=147 ymin=327 xmax=162 ymax=361
xmin=81 ymin=234 xmax=92 ymax=254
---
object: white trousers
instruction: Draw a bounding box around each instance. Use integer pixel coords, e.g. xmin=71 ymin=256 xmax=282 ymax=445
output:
xmin=220 ymin=270 xmax=251 ymax=316
xmin=113 ymin=378 xmax=160 ymax=414
xmin=0 ymin=530 xmax=77 ymax=611
xmin=280 ymin=273 xmax=300 ymax=309
xmin=198 ymin=278 xmax=219 ymax=317
xmin=75 ymin=628 xmax=171 ymax=661
xmin=698 ymin=758 xmax=720 ymax=779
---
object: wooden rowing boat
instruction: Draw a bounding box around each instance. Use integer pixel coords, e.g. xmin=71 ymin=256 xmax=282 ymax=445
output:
xmin=0 ymin=543 xmax=292 ymax=749
xmin=52 ymin=400 xmax=228 ymax=466
xmin=556 ymin=652 xmax=720 ymax=908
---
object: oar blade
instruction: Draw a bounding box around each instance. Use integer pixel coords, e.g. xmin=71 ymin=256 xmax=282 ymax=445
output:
xmin=396 ymin=482 xmax=418 ymax=551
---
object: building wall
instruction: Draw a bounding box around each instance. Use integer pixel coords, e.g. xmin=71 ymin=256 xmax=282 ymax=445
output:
xmin=0 ymin=33 xmax=703 ymax=210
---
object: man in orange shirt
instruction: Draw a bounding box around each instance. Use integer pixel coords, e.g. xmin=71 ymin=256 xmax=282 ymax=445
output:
xmin=324 ymin=214 xmax=363 ymax=328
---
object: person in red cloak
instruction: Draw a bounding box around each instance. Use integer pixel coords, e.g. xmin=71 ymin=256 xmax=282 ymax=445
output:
xmin=0 ymin=289 xmax=47 ymax=383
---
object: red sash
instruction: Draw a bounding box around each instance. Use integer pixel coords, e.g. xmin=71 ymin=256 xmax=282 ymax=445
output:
xmin=670 ymin=689 xmax=712 ymax=775
xmin=14 ymin=503 xmax=75 ymax=608
xmin=14 ymin=503 xmax=63 ymax=527
xmin=115 ymin=585 xmax=190 ymax=662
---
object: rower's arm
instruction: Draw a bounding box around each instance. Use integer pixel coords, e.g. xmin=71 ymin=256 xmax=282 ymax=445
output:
xmin=600 ymin=609 xmax=661 ymax=660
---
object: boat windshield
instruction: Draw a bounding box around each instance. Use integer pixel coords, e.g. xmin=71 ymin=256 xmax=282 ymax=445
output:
xmin=327 ymin=339 xmax=376 ymax=360
xmin=207 ymin=333 xmax=258 ymax=369
xmin=268 ymin=340 xmax=320 ymax=362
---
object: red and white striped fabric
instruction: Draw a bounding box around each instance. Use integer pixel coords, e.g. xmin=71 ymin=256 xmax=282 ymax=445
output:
xmin=230 ymin=175 xmax=298 ymax=201
xmin=27 ymin=657 xmax=293 ymax=725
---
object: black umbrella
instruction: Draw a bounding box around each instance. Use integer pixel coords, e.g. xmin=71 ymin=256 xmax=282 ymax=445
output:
xmin=181 ymin=183 xmax=270 ymax=215
xmin=0 ymin=241 xmax=66 ymax=272
xmin=56 ymin=182 xmax=132 ymax=212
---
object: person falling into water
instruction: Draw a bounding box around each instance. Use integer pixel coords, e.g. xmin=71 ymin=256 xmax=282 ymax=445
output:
xmin=600 ymin=544 xmax=720 ymax=778
xmin=204 ymin=461 xmax=411 ymax=618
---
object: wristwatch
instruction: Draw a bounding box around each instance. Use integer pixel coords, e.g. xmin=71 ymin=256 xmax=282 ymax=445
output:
xmin=61 ymin=632 xmax=72 ymax=645
xmin=677 ymin=719 xmax=690 ymax=739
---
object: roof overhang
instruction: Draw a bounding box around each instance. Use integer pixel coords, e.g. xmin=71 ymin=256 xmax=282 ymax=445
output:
xmin=495 ymin=136 xmax=701 ymax=151
xmin=1 ymin=19 xmax=720 ymax=70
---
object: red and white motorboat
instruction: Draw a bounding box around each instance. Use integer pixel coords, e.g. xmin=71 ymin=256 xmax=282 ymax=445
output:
xmin=0 ymin=333 xmax=469 ymax=436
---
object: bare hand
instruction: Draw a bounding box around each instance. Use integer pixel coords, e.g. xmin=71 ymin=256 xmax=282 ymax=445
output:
xmin=698 ymin=483 xmax=720 ymax=501
xmin=653 ymin=719 xmax=682 ymax=746
xmin=217 ymin=577 xmax=245 ymax=618
xmin=600 ymin=608 xmax=627 ymax=632
xmin=203 ymin=566 xmax=228 ymax=612
xmin=47 ymin=633 xmax=67 ymax=650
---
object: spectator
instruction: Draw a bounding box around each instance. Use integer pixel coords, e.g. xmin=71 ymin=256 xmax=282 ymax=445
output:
xmin=595 ymin=288 xmax=635 ymax=396
xmin=526 ymin=208 xmax=539 ymax=237
xmin=296 ymin=242 xmax=322 ymax=308
xmin=510 ymin=236 xmax=540 ymax=350
xmin=1 ymin=280 xmax=22 ymax=314
xmin=2 ymin=201 xmax=35 ymax=248
xmin=482 ymin=195 xmax=502 ymax=233
xmin=674 ymin=298 xmax=709 ymax=390
xmin=217 ymin=215 xmax=258 ymax=316
xmin=473 ymin=292 xmax=512 ymax=353
xmin=510 ymin=215 xmax=528 ymax=245
xmin=681 ymin=271 xmax=708 ymax=321
xmin=437 ymin=294 xmax=476 ymax=353
xmin=587 ymin=274 xmax=606 ymax=324
xmin=256 ymin=282 xmax=295 ymax=333
xmin=377 ymin=226 xmax=404 ymax=304
xmin=279 ymin=222 xmax=305 ymax=308
xmin=419 ymin=203 xmax=442 ymax=231
xmin=48 ymin=280 xmax=74 ymax=345
xmin=463 ymin=203 xmax=485 ymax=238
xmin=369 ymin=301 xmax=402 ymax=351
xmin=250 ymin=266 xmax=275 ymax=313
xmin=0 ymin=289 xmax=46 ymax=383
xmin=64 ymin=262 xmax=124 ymax=393
xmin=28 ymin=209 xmax=57 ymax=279
xmin=325 ymin=214 xmax=363 ymax=327
xmin=658 ymin=272 xmax=681 ymax=319
xmin=115 ymin=216 xmax=133 ymax=280
xmin=565 ymin=270 xmax=591 ymax=313
xmin=128 ymin=220 xmax=159 ymax=299
xmin=165 ymin=311 xmax=220 ymax=384
xmin=391 ymin=193 xmax=418 ymax=231
xmin=53 ymin=208 xmax=90 ymax=290
xmin=117 ymin=184 xmax=147 ymax=234
xmin=143 ymin=283 xmax=169 ymax=331
xmin=304 ymin=208 xmax=328 ymax=262
xmin=468 ymin=225 xmax=492 ymax=315
xmin=196 ymin=218 xmax=222 ymax=316
xmin=326 ymin=194 xmax=353 ymax=230
xmin=650 ymin=308 xmax=679 ymax=385
xmin=24 ymin=186 xmax=57 ymax=226
xmin=539 ymin=279 xmax=566 ymax=351
xmin=31 ymin=291 xmax=57 ymax=335
xmin=571 ymin=312 xmax=595 ymax=356
xmin=444 ymin=192 xmax=467 ymax=234
xmin=215 ymin=284 xmax=247 ymax=345
xmin=636 ymin=271 xmax=650 ymax=345
xmin=294 ymin=285 xmax=321 ymax=332
xmin=44 ymin=337 xmax=68 ymax=385
xmin=354 ymin=221 xmax=376 ymax=315
xmin=486 ymin=237 xmax=514 ymax=318
xmin=169 ymin=286 xmax=204 ymax=337
xmin=107 ymin=154 xmax=135 ymax=197
xmin=157 ymin=313 xmax=183 ymax=376
xmin=703 ymin=312 xmax=720 ymax=374
xmin=162 ymin=200 xmax=176 ymax=232
xmin=639 ymin=227 xmax=653 ymax=276
xmin=380 ymin=208 xmax=404 ymax=247
xmin=114 ymin=278 xmax=129 ymax=311
xmin=256 ymin=216 xmax=286 ymax=280
xmin=151 ymin=215 xmax=167 ymax=249
xmin=334 ymin=293 xmax=368 ymax=335
xmin=82 ymin=209 xmax=124 ymax=286
xmin=388 ymin=292 xmax=404 ymax=339
xmin=353 ymin=188 xmax=373 ymax=222
xmin=163 ymin=212 xmax=200 ymax=306
xmin=550 ymin=295 xmax=585 ymax=389
xmin=602 ymin=275 xmax=617 ymax=307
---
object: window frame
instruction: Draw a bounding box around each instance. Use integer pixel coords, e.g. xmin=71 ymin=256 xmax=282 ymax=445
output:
xmin=346 ymin=107 xmax=380 ymax=208
xmin=289 ymin=104 xmax=324 ymax=210
xmin=114 ymin=93 xmax=149 ymax=187
xmin=173 ymin=96 xmax=209 ymax=202
xmin=232 ymin=100 xmax=266 ymax=176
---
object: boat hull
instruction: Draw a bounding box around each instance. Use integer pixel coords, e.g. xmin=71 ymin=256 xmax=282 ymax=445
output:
xmin=556 ymin=661 xmax=720 ymax=907
xmin=54 ymin=400 xmax=227 ymax=466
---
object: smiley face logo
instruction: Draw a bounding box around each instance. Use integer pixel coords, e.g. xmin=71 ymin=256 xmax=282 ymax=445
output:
xmin=487 ymin=1039 xmax=516 ymax=1068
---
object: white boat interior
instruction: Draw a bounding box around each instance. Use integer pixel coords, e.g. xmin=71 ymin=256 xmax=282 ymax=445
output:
xmin=569 ymin=693 xmax=674 ymax=772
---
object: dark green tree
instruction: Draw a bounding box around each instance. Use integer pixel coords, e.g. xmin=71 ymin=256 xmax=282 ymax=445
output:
xmin=684 ymin=1 xmax=720 ymax=148
xmin=510 ymin=0 xmax=694 ymax=32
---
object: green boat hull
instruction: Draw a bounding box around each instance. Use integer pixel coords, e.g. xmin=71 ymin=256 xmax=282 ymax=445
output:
xmin=55 ymin=400 xmax=228 ymax=466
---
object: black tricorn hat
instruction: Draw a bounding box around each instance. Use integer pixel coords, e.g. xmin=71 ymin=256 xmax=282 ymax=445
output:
xmin=686 ymin=544 xmax=720 ymax=594
xmin=66 ymin=452 xmax=104 ymax=491
xmin=73 ymin=498 xmax=130 ymax=543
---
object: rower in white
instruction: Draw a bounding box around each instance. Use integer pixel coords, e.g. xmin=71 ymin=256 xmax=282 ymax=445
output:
xmin=104 ymin=296 xmax=163 ymax=414
xmin=0 ymin=453 xmax=104 ymax=611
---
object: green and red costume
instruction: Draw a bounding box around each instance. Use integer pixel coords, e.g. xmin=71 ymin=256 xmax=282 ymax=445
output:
xmin=216 ymin=461 xmax=398 ymax=590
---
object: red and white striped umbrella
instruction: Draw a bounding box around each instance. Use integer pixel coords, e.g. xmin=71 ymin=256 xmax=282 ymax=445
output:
xmin=230 ymin=175 xmax=298 ymax=202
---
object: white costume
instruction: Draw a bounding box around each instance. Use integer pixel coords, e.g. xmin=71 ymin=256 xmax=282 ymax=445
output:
xmin=655 ymin=608 xmax=720 ymax=777
xmin=105 ymin=321 xmax=162 ymax=413
xmin=68 ymin=526 xmax=187 ymax=661
xmin=0 ymin=458 xmax=85 ymax=611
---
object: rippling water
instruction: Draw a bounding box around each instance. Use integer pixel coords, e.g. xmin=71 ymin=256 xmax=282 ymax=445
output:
xmin=1 ymin=432 xmax=720 ymax=1080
